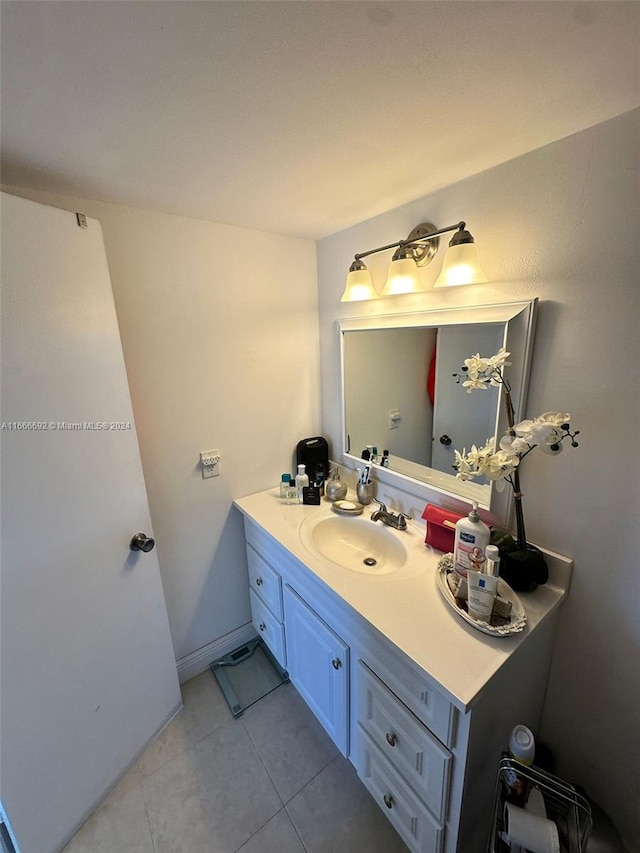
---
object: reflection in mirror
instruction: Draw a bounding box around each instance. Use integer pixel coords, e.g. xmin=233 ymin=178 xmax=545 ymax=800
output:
xmin=339 ymin=301 xmax=537 ymax=523
xmin=343 ymin=324 xmax=504 ymax=478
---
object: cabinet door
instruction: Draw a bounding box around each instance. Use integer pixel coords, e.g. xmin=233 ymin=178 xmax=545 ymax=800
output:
xmin=283 ymin=585 xmax=349 ymax=755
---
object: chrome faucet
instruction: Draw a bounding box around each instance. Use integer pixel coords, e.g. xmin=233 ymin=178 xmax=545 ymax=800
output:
xmin=370 ymin=499 xmax=409 ymax=531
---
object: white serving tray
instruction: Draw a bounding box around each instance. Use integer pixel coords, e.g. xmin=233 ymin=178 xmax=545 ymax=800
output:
xmin=436 ymin=555 xmax=527 ymax=637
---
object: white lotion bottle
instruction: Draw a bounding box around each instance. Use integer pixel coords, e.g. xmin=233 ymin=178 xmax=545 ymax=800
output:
xmin=295 ymin=464 xmax=309 ymax=504
xmin=453 ymin=502 xmax=490 ymax=578
xmin=467 ymin=571 xmax=499 ymax=622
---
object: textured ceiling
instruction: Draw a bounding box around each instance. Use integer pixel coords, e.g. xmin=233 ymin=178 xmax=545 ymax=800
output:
xmin=1 ymin=1 xmax=638 ymax=239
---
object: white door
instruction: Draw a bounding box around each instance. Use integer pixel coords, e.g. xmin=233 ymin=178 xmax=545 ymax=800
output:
xmin=431 ymin=324 xmax=504 ymax=475
xmin=0 ymin=193 xmax=181 ymax=853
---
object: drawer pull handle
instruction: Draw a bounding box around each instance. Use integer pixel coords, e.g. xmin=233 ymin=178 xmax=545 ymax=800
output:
xmin=256 ymin=577 xmax=263 ymax=586
xmin=385 ymin=732 xmax=397 ymax=747
xmin=383 ymin=793 xmax=394 ymax=810
xmin=332 ymin=658 xmax=342 ymax=670
xmin=259 ymin=622 xmax=266 ymax=632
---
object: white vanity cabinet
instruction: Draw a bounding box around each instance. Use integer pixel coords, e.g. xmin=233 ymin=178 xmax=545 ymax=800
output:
xmin=237 ymin=494 xmax=570 ymax=853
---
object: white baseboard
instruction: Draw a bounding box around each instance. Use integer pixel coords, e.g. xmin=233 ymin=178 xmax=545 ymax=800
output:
xmin=176 ymin=623 xmax=257 ymax=684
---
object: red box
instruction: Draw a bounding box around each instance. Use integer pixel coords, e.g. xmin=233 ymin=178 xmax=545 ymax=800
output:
xmin=421 ymin=504 xmax=464 ymax=553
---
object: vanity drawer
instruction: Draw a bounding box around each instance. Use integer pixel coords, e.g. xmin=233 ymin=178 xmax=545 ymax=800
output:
xmin=247 ymin=544 xmax=283 ymax=620
xmin=249 ymin=588 xmax=286 ymax=669
xmin=361 ymin=648 xmax=456 ymax=748
xmin=356 ymin=661 xmax=451 ymax=821
xmin=355 ymin=726 xmax=444 ymax=853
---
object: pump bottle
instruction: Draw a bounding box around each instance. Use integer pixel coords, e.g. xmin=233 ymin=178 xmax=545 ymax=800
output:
xmin=453 ymin=501 xmax=490 ymax=579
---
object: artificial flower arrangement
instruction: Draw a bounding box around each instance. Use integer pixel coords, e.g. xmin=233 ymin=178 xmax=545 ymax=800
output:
xmin=452 ymin=347 xmax=579 ymax=590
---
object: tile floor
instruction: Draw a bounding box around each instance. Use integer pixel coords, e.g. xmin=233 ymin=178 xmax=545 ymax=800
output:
xmin=63 ymin=671 xmax=410 ymax=853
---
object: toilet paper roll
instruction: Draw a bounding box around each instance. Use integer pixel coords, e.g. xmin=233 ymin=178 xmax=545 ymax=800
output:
xmin=504 ymin=802 xmax=560 ymax=853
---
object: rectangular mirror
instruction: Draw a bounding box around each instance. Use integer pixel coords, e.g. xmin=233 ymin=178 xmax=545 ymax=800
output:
xmin=339 ymin=300 xmax=538 ymax=525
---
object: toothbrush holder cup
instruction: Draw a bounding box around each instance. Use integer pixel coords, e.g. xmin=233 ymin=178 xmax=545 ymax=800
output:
xmin=356 ymin=482 xmax=375 ymax=505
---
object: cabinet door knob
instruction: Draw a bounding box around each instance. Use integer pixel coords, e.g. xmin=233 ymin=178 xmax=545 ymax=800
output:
xmin=439 ymin=434 xmax=452 ymax=446
xmin=385 ymin=732 xmax=397 ymax=747
xmin=332 ymin=658 xmax=342 ymax=670
xmin=383 ymin=793 xmax=394 ymax=809
xmin=259 ymin=622 xmax=266 ymax=632
xmin=256 ymin=577 xmax=263 ymax=586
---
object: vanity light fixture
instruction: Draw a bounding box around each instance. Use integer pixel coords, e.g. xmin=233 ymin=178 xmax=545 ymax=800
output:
xmin=340 ymin=221 xmax=488 ymax=302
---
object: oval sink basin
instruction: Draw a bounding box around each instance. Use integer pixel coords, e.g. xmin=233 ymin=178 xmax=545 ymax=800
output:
xmin=299 ymin=513 xmax=408 ymax=575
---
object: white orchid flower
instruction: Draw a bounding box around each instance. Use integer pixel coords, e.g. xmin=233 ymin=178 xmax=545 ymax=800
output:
xmin=453 ymin=448 xmax=475 ymax=480
xmin=454 ymin=352 xmax=578 ymax=503
xmin=500 ymin=434 xmax=531 ymax=454
xmin=482 ymin=449 xmax=520 ymax=479
xmin=464 ymin=353 xmax=491 ymax=376
xmin=488 ymin=347 xmax=511 ymax=369
xmin=462 ymin=377 xmax=490 ymax=392
xmin=537 ymin=412 xmax=570 ymax=427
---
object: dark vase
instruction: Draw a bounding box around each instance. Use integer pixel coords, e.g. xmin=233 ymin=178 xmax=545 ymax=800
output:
xmin=499 ymin=544 xmax=548 ymax=592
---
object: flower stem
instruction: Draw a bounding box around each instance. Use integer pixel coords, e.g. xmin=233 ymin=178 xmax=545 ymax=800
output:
xmin=513 ymin=491 xmax=527 ymax=549
xmin=504 ymin=389 xmax=527 ymax=548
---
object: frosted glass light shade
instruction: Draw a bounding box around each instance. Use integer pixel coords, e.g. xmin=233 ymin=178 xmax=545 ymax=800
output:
xmin=341 ymin=266 xmax=377 ymax=302
xmin=381 ymin=257 xmax=422 ymax=296
xmin=434 ymin=242 xmax=488 ymax=287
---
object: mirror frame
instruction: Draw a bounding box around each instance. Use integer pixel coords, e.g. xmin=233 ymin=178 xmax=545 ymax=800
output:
xmin=338 ymin=299 xmax=538 ymax=526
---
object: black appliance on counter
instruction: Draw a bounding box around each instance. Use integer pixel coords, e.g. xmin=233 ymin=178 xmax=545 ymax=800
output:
xmin=295 ymin=436 xmax=329 ymax=488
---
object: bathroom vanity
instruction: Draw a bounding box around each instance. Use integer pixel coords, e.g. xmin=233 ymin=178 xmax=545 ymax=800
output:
xmin=234 ymin=489 xmax=571 ymax=853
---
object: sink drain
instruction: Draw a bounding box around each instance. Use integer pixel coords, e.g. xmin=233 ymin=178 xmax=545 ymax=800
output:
xmin=363 ymin=557 xmax=377 ymax=567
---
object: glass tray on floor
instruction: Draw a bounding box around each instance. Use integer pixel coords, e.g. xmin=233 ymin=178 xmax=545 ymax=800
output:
xmin=210 ymin=637 xmax=289 ymax=717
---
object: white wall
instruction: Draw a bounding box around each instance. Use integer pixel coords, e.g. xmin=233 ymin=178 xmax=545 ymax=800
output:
xmin=3 ymin=187 xmax=320 ymax=666
xmin=317 ymin=109 xmax=640 ymax=847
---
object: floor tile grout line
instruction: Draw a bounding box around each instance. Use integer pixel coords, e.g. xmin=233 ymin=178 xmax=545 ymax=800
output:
xmin=282 ymin=753 xmax=342 ymax=807
xmin=137 ymin=711 xmax=237 ymax=785
xmin=137 ymin=755 xmax=159 ymax=853
xmin=229 ymin=805 xmax=310 ymax=853
xmin=285 ymin=807 xmax=312 ymax=853
xmin=239 ymin=699 xmax=340 ymax=808
xmin=239 ymin=715 xmax=287 ymax=808
xmin=143 ymin=793 xmax=159 ymax=853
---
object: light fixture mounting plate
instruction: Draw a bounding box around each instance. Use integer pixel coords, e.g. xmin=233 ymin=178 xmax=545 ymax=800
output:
xmin=405 ymin=222 xmax=440 ymax=267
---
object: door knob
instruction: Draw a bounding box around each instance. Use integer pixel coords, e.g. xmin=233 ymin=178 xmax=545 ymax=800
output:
xmin=130 ymin=533 xmax=155 ymax=553
xmin=332 ymin=658 xmax=342 ymax=670
xmin=439 ymin=434 xmax=452 ymax=446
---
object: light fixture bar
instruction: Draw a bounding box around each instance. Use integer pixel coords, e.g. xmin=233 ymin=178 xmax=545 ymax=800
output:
xmin=353 ymin=221 xmax=465 ymax=263
xmin=341 ymin=218 xmax=486 ymax=301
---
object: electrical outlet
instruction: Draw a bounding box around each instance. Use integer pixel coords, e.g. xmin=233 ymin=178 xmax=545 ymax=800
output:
xmin=200 ymin=450 xmax=220 ymax=479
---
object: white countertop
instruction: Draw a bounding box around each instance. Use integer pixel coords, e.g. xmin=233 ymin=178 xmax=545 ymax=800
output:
xmin=234 ymin=488 xmax=572 ymax=711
